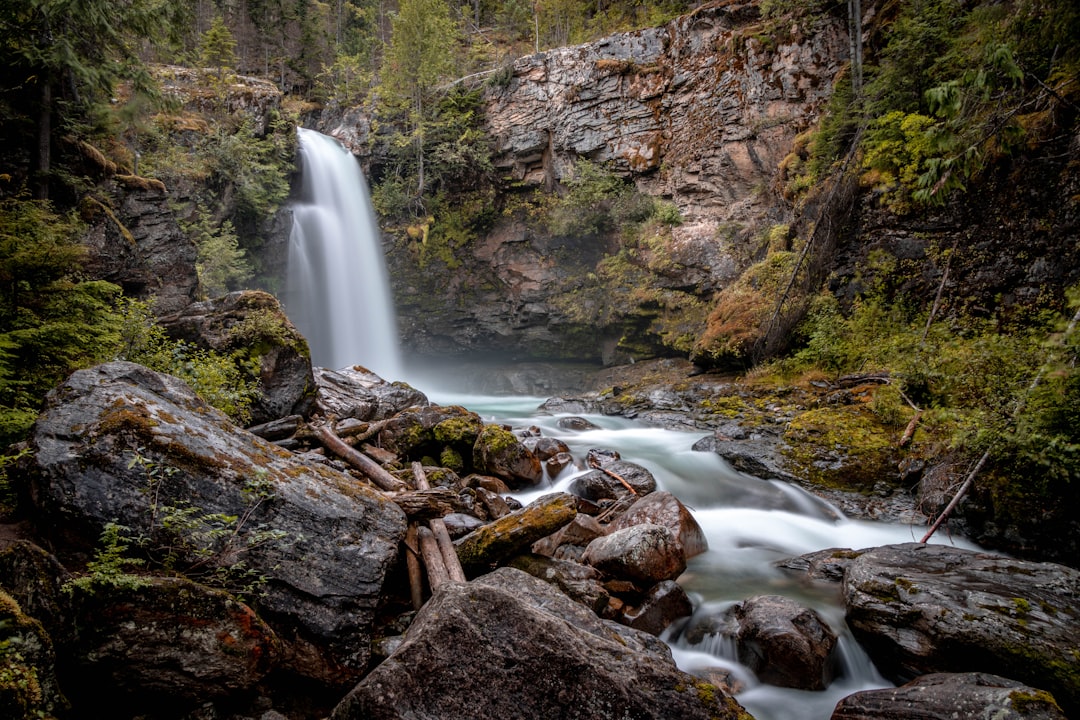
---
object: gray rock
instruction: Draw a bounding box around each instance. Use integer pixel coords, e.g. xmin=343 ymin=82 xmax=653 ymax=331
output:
xmin=329 ymin=568 xmax=749 ymax=720
xmin=831 ymin=672 xmax=1067 ymax=720
xmin=622 ymin=579 xmax=694 ymax=636
xmin=22 ymin=361 xmax=407 ymax=686
xmin=570 ymin=460 xmax=658 ymax=502
xmin=472 ymin=424 xmax=544 ymax=489
xmin=583 ymin=523 xmax=686 ymax=585
xmin=314 ymin=365 xmax=428 ymax=420
xmin=843 ymin=543 xmax=1080 ymax=715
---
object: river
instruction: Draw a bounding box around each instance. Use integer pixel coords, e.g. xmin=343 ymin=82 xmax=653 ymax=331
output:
xmin=423 ymin=387 xmax=984 ymax=720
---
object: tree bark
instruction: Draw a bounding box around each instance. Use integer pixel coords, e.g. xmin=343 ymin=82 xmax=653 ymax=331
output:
xmin=314 ymin=424 xmax=408 ymax=492
xmin=413 ymin=462 xmax=466 ymax=583
xmin=405 ymin=523 xmax=424 ymax=610
xmin=34 ymin=81 xmax=52 ymax=200
xmin=417 ymin=525 xmax=450 ymax=590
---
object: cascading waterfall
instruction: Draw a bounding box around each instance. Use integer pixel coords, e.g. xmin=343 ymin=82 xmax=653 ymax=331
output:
xmin=285 ymin=128 xmax=402 ymax=378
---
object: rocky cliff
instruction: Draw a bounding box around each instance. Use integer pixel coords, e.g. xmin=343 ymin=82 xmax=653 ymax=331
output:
xmin=362 ymin=1 xmax=850 ymax=366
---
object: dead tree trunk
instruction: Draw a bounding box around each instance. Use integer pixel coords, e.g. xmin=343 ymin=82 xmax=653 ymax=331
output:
xmin=314 ymin=424 xmax=407 ymax=492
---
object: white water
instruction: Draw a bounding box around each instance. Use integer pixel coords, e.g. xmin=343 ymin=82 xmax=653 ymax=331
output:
xmin=285 ymin=128 xmax=402 ymax=377
xmin=428 ymin=389 xmax=986 ymax=720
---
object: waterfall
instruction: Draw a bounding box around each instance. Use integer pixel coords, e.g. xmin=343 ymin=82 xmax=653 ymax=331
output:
xmin=285 ymin=128 xmax=402 ymax=378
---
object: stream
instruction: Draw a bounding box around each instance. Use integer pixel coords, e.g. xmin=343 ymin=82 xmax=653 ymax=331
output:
xmin=424 ymin=388 xmax=984 ymax=720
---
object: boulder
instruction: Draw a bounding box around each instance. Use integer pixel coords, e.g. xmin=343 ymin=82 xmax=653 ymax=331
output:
xmin=570 ymin=460 xmax=658 ymax=502
xmin=329 ymin=568 xmax=749 ymax=720
xmin=842 ymin=543 xmax=1080 ymax=715
xmin=508 ymin=553 xmax=610 ymax=614
xmin=64 ymin=576 xmax=279 ymax=714
xmin=608 ymin=490 xmax=708 ymax=559
xmin=622 ymin=580 xmax=694 ymax=636
xmin=315 ymin=365 xmax=429 ymax=420
xmin=532 ymin=513 xmax=607 ymax=559
xmin=21 ymin=361 xmax=407 ymax=686
xmin=831 ymin=672 xmax=1067 ymax=720
xmin=455 ymin=492 xmax=578 ymax=575
xmin=582 ymin=523 xmax=686 ymax=585
xmin=472 ymin=424 xmax=544 ymax=489
xmin=731 ymin=595 xmax=837 ymax=691
xmin=0 ymin=541 xmax=74 ymax=647
xmin=163 ymin=290 xmax=317 ymax=425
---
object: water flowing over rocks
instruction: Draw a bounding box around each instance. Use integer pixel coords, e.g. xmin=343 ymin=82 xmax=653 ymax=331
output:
xmin=328 ymin=568 xmax=750 ymax=720
xmin=831 ymin=672 xmax=1068 ymax=720
xmin=19 ymin=361 xmax=407 ymax=688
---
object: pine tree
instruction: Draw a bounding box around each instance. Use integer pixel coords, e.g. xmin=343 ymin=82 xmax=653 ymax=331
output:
xmin=199 ymin=16 xmax=238 ymax=84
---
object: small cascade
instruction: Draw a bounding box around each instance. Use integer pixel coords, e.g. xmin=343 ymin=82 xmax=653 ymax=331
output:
xmin=285 ymin=128 xmax=402 ymax=378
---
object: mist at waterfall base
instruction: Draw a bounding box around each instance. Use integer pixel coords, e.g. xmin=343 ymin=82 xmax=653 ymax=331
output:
xmin=283 ymin=131 xmax=988 ymax=719
xmin=285 ymin=128 xmax=402 ymax=378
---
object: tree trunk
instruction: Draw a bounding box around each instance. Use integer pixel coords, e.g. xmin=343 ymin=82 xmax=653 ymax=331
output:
xmin=34 ymin=81 xmax=52 ymax=200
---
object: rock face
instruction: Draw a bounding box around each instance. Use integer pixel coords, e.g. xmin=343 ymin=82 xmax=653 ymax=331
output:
xmin=831 ymin=672 xmax=1068 ymax=720
xmin=80 ymin=183 xmax=200 ymax=316
xmin=842 ymin=543 xmax=1080 ymax=715
xmin=381 ymin=2 xmax=847 ymax=364
xmin=21 ymin=361 xmax=407 ymax=687
xmin=329 ymin=568 xmax=750 ymax=720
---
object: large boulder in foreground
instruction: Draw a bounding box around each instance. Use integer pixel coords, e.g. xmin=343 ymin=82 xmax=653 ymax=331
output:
xmin=843 ymin=543 xmax=1080 ymax=716
xmin=329 ymin=568 xmax=750 ymax=720
xmin=21 ymin=361 xmax=407 ymax=687
xmin=831 ymin=672 xmax=1067 ymax=720
xmin=314 ymin=365 xmax=428 ymax=420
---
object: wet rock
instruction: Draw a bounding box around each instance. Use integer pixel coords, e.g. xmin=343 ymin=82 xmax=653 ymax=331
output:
xmin=315 ymin=366 xmax=428 ymax=421
xmin=329 ymin=568 xmax=748 ymax=720
xmin=0 ymin=540 xmax=74 ymax=647
xmin=472 ymin=424 xmax=544 ymax=489
xmin=622 ymin=580 xmax=694 ymax=636
xmin=777 ymin=547 xmax=862 ymax=583
xmin=64 ymin=576 xmax=280 ymax=714
xmin=21 ymin=361 xmax=407 ymax=686
xmin=0 ymin=589 xmax=65 ymax=719
xmin=831 ymin=672 xmax=1067 ymax=720
xmin=164 ymin=290 xmax=317 ymax=425
xmin=455 ymin=492 xmax=578 ymax=575
xmin=692 ymin=428 xmax=799 ymax=482
xmin=556 ymin=415 xmax=602 ymax=430
xmin=523 ymin=436 xmax=570 ymax=460
xmin=441 ymin=512 xmax=486 ymax=539
xmin=532 ymin=513 xmax=608 ymax=559
xmin=729 ymin=595 xmax=837 ymax=691
xmin=570 ymin=460 xmax=657 ymax=502
xmin=843 ymin=543 xmax=1080 ymax=715
xmin=608 ymin=491 xmax=708 ymax=559
xmin=508 ymin=554 xmax=610 ymax=614
xmin=583 ymin=523 xmax=686 ymax=585
xmin=546 ymin=451 xmax=576 ymax=477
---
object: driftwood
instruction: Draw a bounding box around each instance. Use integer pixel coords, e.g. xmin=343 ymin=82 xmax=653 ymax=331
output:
xmin=247 ymin=414 xmax=303 ymax=441
xmin=405 ymin=524 xmax=424 ymax=611
xmin=313 ymin=424 xmax=408 ymax=492
xmin=598 ymin=466 xmax=638 ymax=496
xmin=413 ymin=462 xmax=466 ymax=584
xmin=417 ymin=526 xmax=450 ymax=591
xmin=898 ymin=410 xmax=923 ymax=448
xmin=392 ymin=488 xmax=461 ymax=520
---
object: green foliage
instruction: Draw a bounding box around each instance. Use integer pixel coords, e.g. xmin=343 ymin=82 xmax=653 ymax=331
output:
xmin=544 ymin=160 xmax=673 ymax=238
xmin=184 ymin=206 xmax=253 ymax=297
xmin=198 ymin=16 xmax=237 ymax=83
xmin=63 ymin=523 xmax=151 ymax=594
xmin=117 ymin=298 xmax=260 ymax=424
xmin=316 ymin=52 xmax=374 ymax=107
xmin=207 ymin=116 xmax=293 ymax=222
xmin=0 ymin=198 xmax=122 ymax=444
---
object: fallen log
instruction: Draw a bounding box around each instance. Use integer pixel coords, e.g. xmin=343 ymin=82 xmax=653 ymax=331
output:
xmin=898 ymin=410 xmax=923 ymax=448
xmin=392 ymin=488 xmax=461 ymax=520
xmin=417 ymin=525 xmax=450 ymax=591
xmin=313 ymin=424 xmax=407 ymax=492
xmin=247 ymin=414 xmax=303 ymax=441
xmin=414 ymin=462 xmax=466 ymax=583
xmin=405 ymin=524 xmax=424 ymax=611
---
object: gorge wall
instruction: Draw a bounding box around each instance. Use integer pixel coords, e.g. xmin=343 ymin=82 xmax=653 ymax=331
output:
xmin=324 ymin=1 xmax=849 ymax=366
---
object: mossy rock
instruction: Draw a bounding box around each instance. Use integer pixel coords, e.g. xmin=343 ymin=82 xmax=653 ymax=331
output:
xmin=0 ymin=590 xmax=65 ymax=719
xmin=454 ymin=493 xmax=578 ymax=575
xmin=781 ymin=406 xmax=898 ymax=490
xmin=472 ymin=425 xmax=543 ymax=490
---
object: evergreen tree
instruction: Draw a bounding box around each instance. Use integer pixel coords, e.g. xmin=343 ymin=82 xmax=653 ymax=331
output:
xmin=380 ymin=0 xmax=461 ymax=201
xmin=199 ymin=16 xmax=238 ymax=83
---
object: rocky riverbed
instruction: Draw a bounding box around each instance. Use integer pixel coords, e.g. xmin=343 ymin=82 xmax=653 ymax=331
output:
xmin=2 ymin=328 xmax=1078 ymax=719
